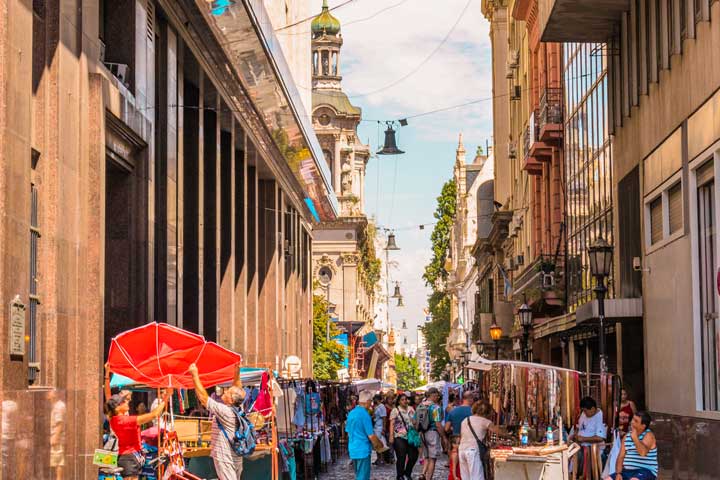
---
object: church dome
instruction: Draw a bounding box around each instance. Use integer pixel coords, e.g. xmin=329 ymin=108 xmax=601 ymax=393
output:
xmin=311 ymin=0 xmax=341 ymax=37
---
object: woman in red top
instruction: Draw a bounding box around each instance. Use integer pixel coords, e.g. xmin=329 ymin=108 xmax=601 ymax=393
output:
xmin=106 ymin=389 xmax=172 ymax=479
xmin=618 ymin=388 xmax=637 ymax=435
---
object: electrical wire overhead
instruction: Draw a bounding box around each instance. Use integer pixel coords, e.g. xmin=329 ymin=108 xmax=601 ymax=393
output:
xmin=348 ymin=0 xmax=473 ymax=98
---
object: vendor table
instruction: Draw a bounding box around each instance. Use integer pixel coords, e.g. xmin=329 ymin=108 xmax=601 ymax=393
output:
xmin=491 ymin=444 xmax=580 ymax=480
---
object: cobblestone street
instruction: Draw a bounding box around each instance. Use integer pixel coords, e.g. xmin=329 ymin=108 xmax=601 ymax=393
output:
xmin=319 ymin=452 xmax=450 ymax=480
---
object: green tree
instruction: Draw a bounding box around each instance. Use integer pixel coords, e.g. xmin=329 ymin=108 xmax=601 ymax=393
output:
xmin=421 ymin=179 xmax=456 ymax=379
xmin=395 ymin=353 xmax=423 ymax=391
xmin=312 ymin=293 xmax=345 ymax=381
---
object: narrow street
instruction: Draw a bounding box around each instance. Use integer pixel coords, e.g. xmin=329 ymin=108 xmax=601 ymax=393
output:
xmin=320 ymin=453 xmax=450 ymax=480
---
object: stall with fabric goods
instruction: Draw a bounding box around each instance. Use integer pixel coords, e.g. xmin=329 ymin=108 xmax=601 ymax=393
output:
xmin=102 ymin=322 xmax=281 ymax=480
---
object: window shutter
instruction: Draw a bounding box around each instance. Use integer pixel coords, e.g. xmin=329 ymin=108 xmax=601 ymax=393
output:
xmin=650 ymin=196 xmax=663 ymax=244
xmin=697 ymin=159 xmax=714 ymax=186
xmin=668 ymin=182 xmax=683 ymax=234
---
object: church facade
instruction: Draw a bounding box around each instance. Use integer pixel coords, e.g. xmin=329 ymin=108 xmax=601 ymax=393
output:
xmin=309 ymin=2 xmax=388 ymax=380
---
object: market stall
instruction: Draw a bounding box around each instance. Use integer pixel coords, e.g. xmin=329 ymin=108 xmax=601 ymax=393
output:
xmin=467 ymin=358 xmax=621 ymax=480
xmin=103 ymin=323 xmax=281 ymax=480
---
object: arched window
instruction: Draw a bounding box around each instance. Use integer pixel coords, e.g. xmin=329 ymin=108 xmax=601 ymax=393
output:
xmin=321 ymin=50 xmax=329 ymax=75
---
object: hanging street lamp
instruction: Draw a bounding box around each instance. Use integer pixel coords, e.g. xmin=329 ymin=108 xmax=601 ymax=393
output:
xmin=397 ymin=295 xmax=405 ymax=307
xmin=392 ymin=282 xmax=402 ymax=298
xmin=588 ymin=236 xmax=613 ymax=374
xmin=386 ymin=233 xmax=400 ymax=251
xmin=376 ymin=122 xmax=405 ymax=155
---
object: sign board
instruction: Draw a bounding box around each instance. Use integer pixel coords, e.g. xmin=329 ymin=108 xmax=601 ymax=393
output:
xmin=92 ymin=449 xmax=118 ymax=468
xmin=337 ymin=368 xmax=349 ymax=382
xmin=9 ymin=295 xmax=26 ymax=357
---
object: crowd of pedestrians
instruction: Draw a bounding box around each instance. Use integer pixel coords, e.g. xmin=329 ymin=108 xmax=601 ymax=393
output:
xmin=344 ymin=387 xmax=501 ymax=480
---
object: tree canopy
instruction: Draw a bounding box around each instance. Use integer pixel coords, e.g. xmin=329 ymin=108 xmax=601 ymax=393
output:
xmin=394 ymin=353 xmax=423 ymax=391
xmin=421 ymin=179 xmax=456 ymax=380
xmin=312 ymin=293 xmax=345 ymax=381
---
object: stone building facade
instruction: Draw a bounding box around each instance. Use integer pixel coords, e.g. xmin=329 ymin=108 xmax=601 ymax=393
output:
xmin=0 ymin=1 xmax=334 ymax=477
xmin=309 ymin=2 xmax=383 ymax=380
xmin=538 ymin=0 xmax=720 ymax=475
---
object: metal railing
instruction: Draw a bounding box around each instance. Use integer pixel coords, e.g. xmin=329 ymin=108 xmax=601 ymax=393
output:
xmin=539 ymin=87 xmax=563 ymax=132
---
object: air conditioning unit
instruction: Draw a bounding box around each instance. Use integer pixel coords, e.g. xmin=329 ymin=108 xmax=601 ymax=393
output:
xmin=510 ymin=85 xmax=521 ymax=101
xmin=505 ymin=62 xmax=515 ymax=79
xmin=515 ymin=255 xmax=524 ymax=266
xmin=508 ymin=142 xmax=517 ymax=159
xmin=541 ymin=272 xmax=555 ymax=288
xmin=508 ymin=49 xmax=519 ymax=69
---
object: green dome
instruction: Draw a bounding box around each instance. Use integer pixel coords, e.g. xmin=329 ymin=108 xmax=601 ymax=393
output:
xmin=311 ymin=0 xmax=341 ymax=37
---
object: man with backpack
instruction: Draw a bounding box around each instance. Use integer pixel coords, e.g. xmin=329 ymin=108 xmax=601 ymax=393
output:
xmin=189 ymin=362 xmax=248 ymax=480
xmin=415 ymin=387 xmax=446 ymax=480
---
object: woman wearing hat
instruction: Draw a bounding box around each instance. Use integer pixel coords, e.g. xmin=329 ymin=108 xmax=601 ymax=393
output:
xmin=106 ymin=388 xmax=172 ymax=479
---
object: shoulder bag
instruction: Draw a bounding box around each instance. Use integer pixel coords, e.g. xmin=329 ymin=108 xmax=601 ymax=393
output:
xmin=465 ymin=417 xmax=489 ymax=460
xmin=398 ymin=409 xmax=422 ymax=448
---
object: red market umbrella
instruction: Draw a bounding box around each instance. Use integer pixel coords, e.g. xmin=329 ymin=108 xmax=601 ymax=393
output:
xmin=107 ymin=322 xmax=242 ymax=389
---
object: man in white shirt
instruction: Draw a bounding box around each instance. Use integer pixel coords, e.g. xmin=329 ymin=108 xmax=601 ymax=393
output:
xmin=189 ymin=362 xmax=246 ymax=480
xmin=573 ymin=396 xmax=607 ymax=446
xmin=570 ymin=396 xmax=607 ymax=475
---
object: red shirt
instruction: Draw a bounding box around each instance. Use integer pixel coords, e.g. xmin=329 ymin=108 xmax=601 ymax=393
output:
xmin=110 ymin=415 xmax=142 ymax=455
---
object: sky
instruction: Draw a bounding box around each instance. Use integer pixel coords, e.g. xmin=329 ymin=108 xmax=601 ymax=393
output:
xmin=304 ymin=0 xmax=493 ymax=346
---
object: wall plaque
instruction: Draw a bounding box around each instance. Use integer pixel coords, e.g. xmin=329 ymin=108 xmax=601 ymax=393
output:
xmin=9 ymin=295 xmax=26 ymax=358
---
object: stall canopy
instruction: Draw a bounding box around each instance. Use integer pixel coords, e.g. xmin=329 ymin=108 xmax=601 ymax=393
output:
xmin=107 ymin=322 xmax=243 ymax=389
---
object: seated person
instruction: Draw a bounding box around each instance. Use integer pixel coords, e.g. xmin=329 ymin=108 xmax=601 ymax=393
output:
xmin=605 ymin=412 xmax=657 ymax=480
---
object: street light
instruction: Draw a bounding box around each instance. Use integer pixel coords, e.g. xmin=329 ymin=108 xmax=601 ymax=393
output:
xmin=588 ymin=236 xmax=613 ymax=374
xmin=384 ymin=232 xmax=400 ymax=340
xmin=489 ymin=322 xmax=503 ymax=360
xmin=518 ymin=303 xmax=533 ymax=362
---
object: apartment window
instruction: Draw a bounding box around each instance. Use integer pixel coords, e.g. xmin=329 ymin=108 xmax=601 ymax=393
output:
xmin=694 ymin=158 xmax=719 ymax=410
xmin=668 ymin=181 xmax=683 ymax=233
xmin=645 ymin=177 xmax=684 ymax=247
xmin=29 ymin=184 xmax=40 ymax=384
xmin=649 ymin=197 xmax=663 ymax=244
xmin=99 ymin=0 xmax=137 ymax=89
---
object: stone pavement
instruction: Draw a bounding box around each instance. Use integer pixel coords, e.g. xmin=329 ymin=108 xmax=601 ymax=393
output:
xmin=319 ymin=451 xmax=450 ymax=480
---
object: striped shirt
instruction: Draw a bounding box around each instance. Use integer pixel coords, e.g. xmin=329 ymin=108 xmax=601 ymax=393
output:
xmin=208 ymin=398 xmax=242 ymax=463
xmin=623 ymin=429 xmax=658 ymax=476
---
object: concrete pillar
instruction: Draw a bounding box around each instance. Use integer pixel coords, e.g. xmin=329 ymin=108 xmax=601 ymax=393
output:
xmin=234 ymin=131 xmax=247 ymax=354
xmin=246 ymin=162 xmax=258 ymax=364
xmin=342 ymin=254 xmax=358 ymax=324
xmin=197 ymin=71 xmax=205 ymax=335
xmin=166 ymin=26 xmax=179 ymax=325
xmin=217 ymin=112 xmax=234 ymax=348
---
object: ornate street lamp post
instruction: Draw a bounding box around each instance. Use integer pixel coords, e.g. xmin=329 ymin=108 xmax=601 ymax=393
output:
xmin=588 ymin=236 xmax=613 ymax=374
xmin=519 ymin=303 xmax=533 ymax=362
xmin=489 ymin=322 xmax=503 ymax=360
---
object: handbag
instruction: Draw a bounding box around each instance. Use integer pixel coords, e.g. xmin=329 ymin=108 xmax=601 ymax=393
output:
xmin=465 ymin=417 xmax=489 ymax=460
xmin=398 ymin=409 xmax=422 ymax=448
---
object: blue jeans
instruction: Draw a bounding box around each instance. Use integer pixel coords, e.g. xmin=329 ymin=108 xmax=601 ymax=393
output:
xmin=352 ymin=455 xmax=371 ymax=480
xmin=609 ymin=468 xmax=656 ymax=480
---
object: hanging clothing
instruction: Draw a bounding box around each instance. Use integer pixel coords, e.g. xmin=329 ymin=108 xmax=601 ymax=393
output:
xmin=254 ymin=371 xmax=273 ymax=416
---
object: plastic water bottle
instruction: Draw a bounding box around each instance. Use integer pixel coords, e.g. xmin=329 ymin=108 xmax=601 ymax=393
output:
xmin=546 ymin=425 xmax=554 ymax=446
xmin=520 ymin=421 xmax=529 ymax=446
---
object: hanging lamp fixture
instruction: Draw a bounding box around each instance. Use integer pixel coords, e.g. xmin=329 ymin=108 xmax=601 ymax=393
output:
xmin=377 ymin=122 xmax=405 ymax=155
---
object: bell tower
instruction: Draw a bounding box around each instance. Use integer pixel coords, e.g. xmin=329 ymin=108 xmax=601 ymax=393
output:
xmin=311 ymin=0 xmax=343 ymax=91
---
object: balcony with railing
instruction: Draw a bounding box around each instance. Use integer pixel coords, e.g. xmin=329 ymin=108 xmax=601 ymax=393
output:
xmin=538 ymin=87 xmax=563 ymax=142
xmin=538 ymin=0 xmax=628 ymax=43
xmin=522 ymin=112 xmax=543 ymax=175
xmin=512 ymin=253 xmax=566 ymax=313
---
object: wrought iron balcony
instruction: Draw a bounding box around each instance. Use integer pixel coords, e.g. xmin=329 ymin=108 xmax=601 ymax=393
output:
xmin=539 ymin=87 xmax=563 ymax=140
xmin=512 ymin=253 xmax=566 ymax=312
